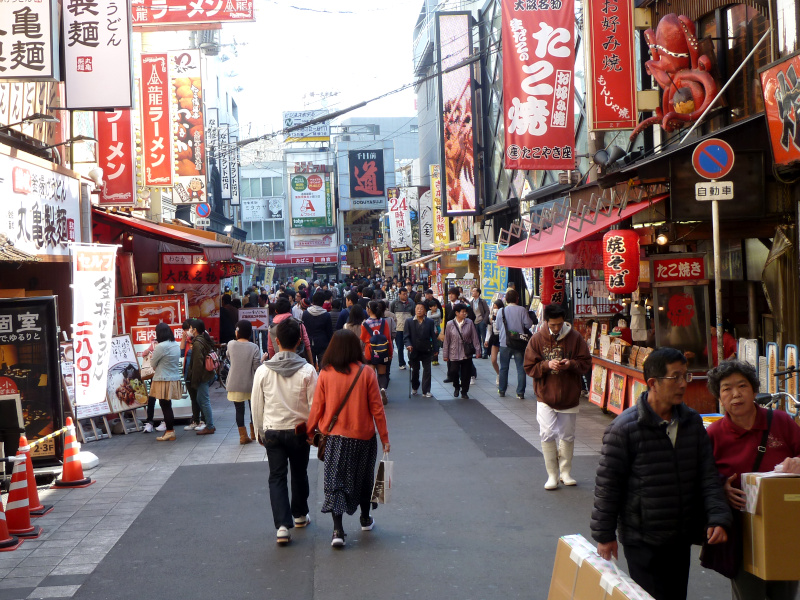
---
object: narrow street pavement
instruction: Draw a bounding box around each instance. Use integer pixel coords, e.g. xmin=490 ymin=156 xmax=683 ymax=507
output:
xmin=1 ymin=355 xmax=730 ymax=600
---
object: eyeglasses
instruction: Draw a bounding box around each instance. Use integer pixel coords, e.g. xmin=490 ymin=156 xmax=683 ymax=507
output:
xmin=657 ymin=373 xmax=693 ymax=383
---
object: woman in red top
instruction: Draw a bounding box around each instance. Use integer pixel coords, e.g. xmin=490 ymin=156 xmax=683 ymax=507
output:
xmin=706 ymin=360 xmax=800 ymax=600
xmin=307 ymin=330 xmax=390 ymax=548
xmin=360 ymin=301 xmax=394 ymax=405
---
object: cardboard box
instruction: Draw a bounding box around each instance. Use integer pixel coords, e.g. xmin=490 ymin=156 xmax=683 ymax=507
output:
xmin=742 ymin=472 xmax=800 ymax=580
xmin=548 ymin=535 xmax=597 ymax=600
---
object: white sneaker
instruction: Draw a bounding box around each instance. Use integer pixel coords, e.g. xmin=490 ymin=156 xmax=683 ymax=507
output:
xmin=142 ymin=423 xmax=153 ymax=433
xmin=195 ymin=422 xmax=207 ymax=431
xmin=412 ymin=389 xmax=419 ymax=396
xmin=423 ymin=392 xmax=433 ymax=398
xmin=155 ymin=422 xmax=167 ymax=432
xmin=293 ymin=514 xmax=311 ymax=528
xmin=380 ymin=388 xmax=388 ymax=405
xmin=470 ymin=376 xmax=477 ymax=384
xmin=184 ymin=422 xmax=198 ymax=431
xmin=496 ymin=375 xmax=499 ymax=385
xmin=398 ymin=365 xmax=406 ymax=370
xmin=277 ymin=526 xmax=291 ymax=544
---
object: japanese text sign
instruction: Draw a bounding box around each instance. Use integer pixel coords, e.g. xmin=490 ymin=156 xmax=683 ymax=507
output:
xmin=96 ymin=108 xmax=136 ymax=206
xmin=290 ymin=173 xmax=333 ymax=228
xmin=760 ymin=53 xmax=800 ymax=167
xmin=695 ymin=181 xmax=734 ymax=201
xmin=388 ymin=188 xmax=412 ymax=252
xmin=282 ymin=110 xmax=330 ymax=142
xmin=0 ymin=0 xmax=60 ymax=80
xmin=159 ymin=253 xmax=219 ymax=339
xmin=602 ymin=229 xmax=639 ymax=294
xmin=652 ymin=256 xmax=705 ymax=283
xmin=419 ymin=188 xmax=434 ymax=251
xmin=219 ymin=124 xmax=230 ymax=199
xmin=430 ymin=164 xmax=450 ymax=247
xmin=115 ymin=293 xmax=187 ymax=334
xmin=71 ymin=244 xmax=118 ymax=418
xmin=349 ymin=150 xmax=385 ymax=198
xmin=501 ymin=0 xmax=576 ymax=170
xmin=131 ymin=0 xmax=254 ymax=26
xmin=64 ymin=0 xmax=133 ymax=109
xmin=169 ymin=50 xmax=206 ymax=204
xmin=229 ymin=134 xmax=240 ymax=206
xmin=160 ymin=253 xmax=222 ymax=284
xmin=141 ymin=54 xmax=173 ymax=186
xmin=584 ymin=0 xmax=637 ymax=130
xmin=1 ymin=151 xmax=80 ymax=256
xmin=481 ymin=242 xmax=508 ymax=302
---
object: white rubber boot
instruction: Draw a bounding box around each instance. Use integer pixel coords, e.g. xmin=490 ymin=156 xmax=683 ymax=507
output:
xmin=558 ymin=440 xmax=577 ymax=486
xmin=542 ymin=441 xmax=559 ymax=490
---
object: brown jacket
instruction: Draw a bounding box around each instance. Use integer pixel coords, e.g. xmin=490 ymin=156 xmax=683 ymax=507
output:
xmin=523 ymin=323 xmax=591 ymax=410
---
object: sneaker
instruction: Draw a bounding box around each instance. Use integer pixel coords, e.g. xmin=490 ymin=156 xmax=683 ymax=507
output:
xmin=498 ymin=390 xmax=505 ymax=397
xmin=184 ymin=422 xmax=198 ymax=431
xmin=294 ymin=514 xmax=311 ymax=528
xmin=195 ymin=422 xmax=206 ymax=431
xmin=142 ymin=423 xmax=153 ymax=433
xmin=516 ymin=393 xmax=525 ymax=400
xmin=470 ymin=376 xmax=477 ymax=384
xmin=398 ymin=365 xmax=406 ymax=370
xmin=411 ymin=389 xmax=419 ymax=396
xmin=380 ymin=388 xmax=388 ymax=405
xmin=331 ymin=530 xmax=346 ymax=547
xmin=156 ymin=422 xmax=167 ymax=432
xmin=461 ymin=393 xmax=469 ymax=400
xmin=432 ymin=361 xmax=439 ymax=366
xmin=423 ymin=393 xmax=433 ymax=398
xmin=277 ymin=526 xmax=291 ymax=544
xmin=360 ymin=515 xmax=375 ymax=531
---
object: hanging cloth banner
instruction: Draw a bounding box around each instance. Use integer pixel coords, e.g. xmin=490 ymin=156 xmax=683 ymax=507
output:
xmin=71 ymin=243 xmax=118 ymax=418
xmin=501 ymin=0 xmax=576 ymax=170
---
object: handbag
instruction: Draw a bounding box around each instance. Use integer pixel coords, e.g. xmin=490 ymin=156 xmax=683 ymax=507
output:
xmin=312 ymin=364 xmax=365 ymax=461
xmin=502 ymin=308 xmax=530 ymax=352
xmin=370 ymin=452 xmax=393 ymax=504
xmin=454 ymin=321 xmax=475 ymax=357
xmin=140 ymin=355 xmax=155 ymax=381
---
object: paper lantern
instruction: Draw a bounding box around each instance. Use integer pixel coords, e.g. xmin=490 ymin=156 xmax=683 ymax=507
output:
xmin=541 ymin=267 xmax=567 ymax=305
xmin=603 ymin=230 xmax=639 ymax=294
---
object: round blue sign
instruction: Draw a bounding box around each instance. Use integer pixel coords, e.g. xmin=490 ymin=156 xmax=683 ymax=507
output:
xmin=195 ymin=203 xmax=211 ymax=218
xmin=339 ymin=244 xmax=348 ymax=253
xmin=692 ymin=139 xmax=734 ymax=180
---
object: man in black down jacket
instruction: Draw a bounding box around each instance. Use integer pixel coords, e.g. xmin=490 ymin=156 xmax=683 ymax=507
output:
xmin=590 ymin=347 xmax=731 ymax=600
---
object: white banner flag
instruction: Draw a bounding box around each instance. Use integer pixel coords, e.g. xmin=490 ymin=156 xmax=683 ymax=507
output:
xmin=71 ymin=244 xmax=118 ymax=418
xmin=388 ymin=188 xmax=412 ymax=252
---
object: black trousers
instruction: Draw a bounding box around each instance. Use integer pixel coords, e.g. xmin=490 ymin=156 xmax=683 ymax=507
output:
xmin=409 ymin=352 xmax=433 ymax=394
xmin=447 ymin=359 xmax=473 ymax=394
xmin=264 ymin=429 xmax=311 ymax=530
xmin=234 ymin=401 xmax=252 ymax=427
xmin=623 ymin=540 xmax=691 ymax=600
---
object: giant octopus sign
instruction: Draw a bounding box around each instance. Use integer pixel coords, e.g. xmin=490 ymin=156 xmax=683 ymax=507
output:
xmin=631 ymin=14 xmax=719 ymax=139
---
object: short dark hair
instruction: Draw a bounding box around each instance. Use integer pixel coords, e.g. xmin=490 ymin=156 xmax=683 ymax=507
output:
xmin=505 ymin=289 xmax=519 ymax=304
xmin=707 ymin=360 xmax=759 ymax=399
xmin=544 ymin=304 xmax=566 ymax=321
xmin=448 ymin=288 xmax=459 ymax=298
xmin=182 ymin=319 xmax=192 ymax=331
xmin=191 ymin=319 xmax=206 ymax=334
xmin=274 ymin=297 xmax=292 ymax=315
xmin=643 ymin=347 xmax=687 ymax=381
xmin=235 ymin=319 xmax=253 ymax=340
xmin=347 ymin=303 xmax=366 ymax=325
xmin=221 ymin=294 xmax=232 ymax=306
xmin=312 ymin=292 xmax=325 ymax=306
xmin=346 ymin=292 xmax=359 ymax=305
xmin=399 ymin=287 xmax=408 ymax=295
xmin=321 ymin=330 xmax=365 ymax=373
xmin=331 ymin=298 xmax=342 ymax=310
xmin=453 ymin=302 xmax=469 ymax=314
xmin=232 ymin=298 xmax=242 ymax=308
xmin=275 ymin=317 xmax=301 ymax=350
xmin=493 ymin=299 xmax=505 ymax=310
xmin=471 ymin=286 xmax=481 ymax=294
xmin=155 ymin=322 xmax=175 ymax=343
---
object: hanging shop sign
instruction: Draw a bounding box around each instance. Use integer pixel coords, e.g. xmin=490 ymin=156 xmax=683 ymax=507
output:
xmin=348 ymin=150 xmax=385 ymax=198
xmin=64 ymin=0 xmax=133 ymax=109
xmin=436 ymin=13 xmax=479 ymax=216
xmin=105 ymin=334 xmax=147 ymax=413
xmin=282 ymin=110 xmax=330 ymax=142
xmin=0 ymin=151 xmax=81 ymax=257
xmin=651 ymin=255 xmax=706 ymax=283
xmin=0 ymin=297 xmax=63 ymax=464
xmin=71 ymin=244 xmax=118 ymax=419
xmin=96 ymin=109 xmax=136 ymax=207
xmin=219 ymin=124 xmax=231 ymax=199
xmin=229 ymin=134 xmax=240 ymax=206
xmin=169 ymin=50 xmax=206 ymax=204
xmin=480 ymin=242 xmax=508 ymax=303
xmin=501 ymin=0 xmax=575 ymax=170
xmin=373 ymin=248 xmax=382 ymax=269
xmin=131 ymin=0 xmax=254 ymax=26
xmin=115 ymin=293 xmax=188 ymax=334
xmin=430 ymin=164 xmax=450 ymax=247
xmin=419 ymin=189 xmax=434 ymax=251
xmin=602 ymin=230 xmax=639 ymax=294
xmin=290 ymin=173 xmax=333 ymax=228
xmin=0 ymin=0 xmax=60 ymax=81
xmin=219 ymin=261 xmax=244 ymax=277
xmin=141 ymin=53 xmax=173 ymax=186
xmin=541 ymin=267 xmax=567 ymax=305
xmin=584 ymin=0 xmax=637 ymax=130
xmin=206 ymin=107 xmax=219 ymax=163
xmin=388 ymin=187 xmax=412 ymax=252
xmin=159 ymin=253 xmax=220 ymax=339
xmin=760 ymin=53 xmax=800 ymax=167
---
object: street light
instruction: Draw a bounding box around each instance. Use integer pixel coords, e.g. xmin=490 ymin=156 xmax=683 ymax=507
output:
xmin=223 ymin=225 xmax=233 ymax=233
xmin=0 ymin=113 xmax=60 ymax=132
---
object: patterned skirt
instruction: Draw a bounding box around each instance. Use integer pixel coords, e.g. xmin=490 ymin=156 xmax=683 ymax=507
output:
xmin=322 ymin=435 xmax=378 ymax=516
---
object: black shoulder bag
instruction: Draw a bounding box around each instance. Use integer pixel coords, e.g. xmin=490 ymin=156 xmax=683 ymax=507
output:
xmin=312 ymin=364 xmax=365 ymax=461
xmin=502 ymin=307 xmax=530 ymax=352
xmin=454 ymin=321 xmax=476 ymax=358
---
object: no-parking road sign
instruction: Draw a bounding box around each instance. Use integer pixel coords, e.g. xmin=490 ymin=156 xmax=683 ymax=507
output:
xmin=692 ymin=139 xmax=734 ymax=180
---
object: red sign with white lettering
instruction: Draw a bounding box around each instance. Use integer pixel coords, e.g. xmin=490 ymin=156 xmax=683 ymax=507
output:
xmin=96 ymin=109 xmax=136 ymax=207
xmin=141 ymin=54 xmax=173 ymax=187
xmin=131 ymin=0 xmax=255 ymax=26
xmin=652 ymin=257 xmax=705 ymax=282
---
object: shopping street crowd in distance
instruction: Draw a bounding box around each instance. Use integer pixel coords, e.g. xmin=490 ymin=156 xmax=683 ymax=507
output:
xmin=139 ymin=274 xmax=800 ymax=600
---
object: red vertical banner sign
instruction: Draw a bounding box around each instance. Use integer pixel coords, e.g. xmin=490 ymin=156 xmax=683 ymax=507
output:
xmin=584 ymin=0 xmax=637 ymax=130
xmin=501 ymin=0 xmax=575 ymax=170
xmin=168 ymin=50 xmax=206 ymax=205
xmin=140 ymin=54 xmax=173 ymax=187
xmin=96 ymin=109 xmax=136 ymax=207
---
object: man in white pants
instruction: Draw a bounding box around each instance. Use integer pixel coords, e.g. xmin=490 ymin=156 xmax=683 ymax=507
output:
xmin=524 ymin=304 xmax=592 ymax=489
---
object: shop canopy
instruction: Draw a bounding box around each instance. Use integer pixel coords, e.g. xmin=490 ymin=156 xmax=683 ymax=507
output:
xmin=497 ymin=195 xmax=667 ymax=269
xmin=402 ymin=254 xmax=442 ymax=267
xmin=92 ymin=209 xmax=233 ymax=263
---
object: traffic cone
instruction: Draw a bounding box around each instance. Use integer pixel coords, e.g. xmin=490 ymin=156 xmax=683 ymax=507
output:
xmin=0 ymin=490 xmax=23 ymax=552
xmin=18 ymin=436 xmax=53 ymax=517
xmin=5 ymin=452 xmax=42 ymax=538
xmin=53 ymin=417 xmax=93 ymax=488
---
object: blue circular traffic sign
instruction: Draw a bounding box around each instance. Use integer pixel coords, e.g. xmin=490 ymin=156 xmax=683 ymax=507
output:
xmin=692 ymin=139 xmax=734 ymax=180
xmin=195 ymin=203 xmax=211 ymax=218
xmin=339 ymin=244 xmax=348 ymax=253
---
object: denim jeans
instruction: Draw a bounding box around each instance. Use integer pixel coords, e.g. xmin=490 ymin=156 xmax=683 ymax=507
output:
xmin=476 ymin=321 xmax=488 ymax=357
xmin=395 ymin=331 xmax=406 ymax=366
xmin=195 ymin=380 xmax=213 ymax=428
xmin=264 ymin=429 xmax=311 ymax=529
xmin=499 ymin=346 xmax=526 ymax=395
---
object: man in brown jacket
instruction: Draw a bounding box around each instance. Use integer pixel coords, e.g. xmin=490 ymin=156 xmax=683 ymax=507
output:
xmin=524 ymin=304 xmax=591 ymax=490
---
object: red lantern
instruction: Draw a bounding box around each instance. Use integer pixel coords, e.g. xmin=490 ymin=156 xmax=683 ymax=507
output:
xmin=602 ymin=230 xmax=639 ymax=294
xmin=541 ymin=267 xmax=567 ymax=305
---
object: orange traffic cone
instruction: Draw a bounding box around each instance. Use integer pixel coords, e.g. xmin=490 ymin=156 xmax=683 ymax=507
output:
xmin=5 ymin=452 xmax=42 ymax=539
xmin=18 ymin=436 xmax=53 ymax=517
xmin=53 ymin=417 xmax=93 ymax=488
xmin=0 ymin=491 xmax=23 ymax=552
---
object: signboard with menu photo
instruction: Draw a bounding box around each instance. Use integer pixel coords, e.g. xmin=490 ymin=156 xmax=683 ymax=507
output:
xmin=159 ymin=253 xmax=221 ymax=339
xmin=115 ymin=294 xmax=188 ymax=335
xmin=105 ymin=335 xmax=148 ymax=413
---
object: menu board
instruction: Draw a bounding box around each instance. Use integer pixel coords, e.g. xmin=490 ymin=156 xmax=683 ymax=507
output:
xmin=115 ymin=294 xmax=188 ymax=335
xmin=105 ymin=335 xmax=149 ymax=413
xmin=589 ymin=364 xmax=607 ymax=408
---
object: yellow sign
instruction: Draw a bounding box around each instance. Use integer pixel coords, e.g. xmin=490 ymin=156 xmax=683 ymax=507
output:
xmin=431 ymin=164 xmax=450 ymax=248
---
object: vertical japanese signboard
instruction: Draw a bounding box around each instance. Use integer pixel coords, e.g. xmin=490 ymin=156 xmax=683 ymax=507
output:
xmin=430 ymin=164 xmax=450 ymax=248
xmin=63 ymin=0 xmax=133 ymax=109
xmin=388 ymin=188 xmax=412 ymax=252
xmin=229 ymin=134 xmax=240 ymax=206
xmin=169 ymin=50 xmax=206 ymax=204
xmin=0 ymin=297 xmax=63 ymax=464
xmin=140 ymin=53 xmax=172 ymax=186
xmin=419 ymin=188 xmax=434 ymax=251
xmin=205 ymin=107 xmax=219 ymax=163
xmin=72 ymin=244 xmax=118 ymax=419
xmin=436 ymin=13 xmax=479 ymax=216
xmin=481 ymin=242 xmax=508 ymax=302
xmin=0 ymin=0 xmax=60 ymax=80
xmin=760 ymin=54 xmax=800 ymax=167
xmin=96 ymin=109 xmax=136 ymax=207
xmin=501 ymin=0 xmax=575 ymax=170
xmin=290 ymin=173 xmax=333 ymax=228
xmin=584 ymin=0 xmax=637 ymax=130
xmin=349 ymin=150 xmax=385 ymax=198
xmin=219 ymin=124 xmax=231 ymax=199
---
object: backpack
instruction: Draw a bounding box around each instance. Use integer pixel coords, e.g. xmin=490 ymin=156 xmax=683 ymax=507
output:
xmin=204 ymin=349 xmax=220 ymax=372
xmin=363 ymin=319 xmax=390 ymax=365
xmin=269 ymin=317 xmax=307 ymax=358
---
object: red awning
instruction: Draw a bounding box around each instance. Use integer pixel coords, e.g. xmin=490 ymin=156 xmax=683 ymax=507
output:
xmin=92 ymin=209 xmax=233 ymax=263
xmin=497 ymin=195 xmax=667 ymax=269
